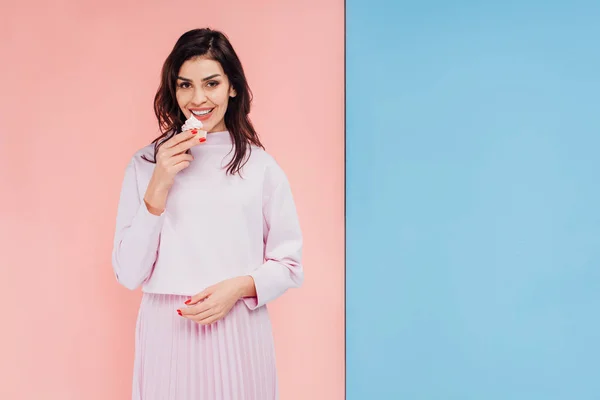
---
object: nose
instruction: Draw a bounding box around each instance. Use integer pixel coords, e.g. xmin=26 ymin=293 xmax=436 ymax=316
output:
xmin=190 ymin=86 xmax=207 ymax=105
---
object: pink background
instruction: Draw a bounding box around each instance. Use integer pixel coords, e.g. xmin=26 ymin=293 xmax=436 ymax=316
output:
xmin=0 ymin=1 xmax=344 ymax=399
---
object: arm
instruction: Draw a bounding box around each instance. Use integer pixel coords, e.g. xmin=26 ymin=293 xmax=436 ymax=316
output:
xmin=111 ymin=158 xmax=166 ymax=290
xmin=242 ymin=164 xmax=304 ymax=310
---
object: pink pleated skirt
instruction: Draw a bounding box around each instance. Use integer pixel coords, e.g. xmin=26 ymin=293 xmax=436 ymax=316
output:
xmin=132 ymin=292 xmax=278 ymax=400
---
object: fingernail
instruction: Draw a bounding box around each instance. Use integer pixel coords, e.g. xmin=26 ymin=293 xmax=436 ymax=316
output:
xmin=177 ymin=309 xmax=182 ymax=316
xmin=191 ymin=129 xmax=198 ymax=134
xmin=184 ymin=299 xmax=191 ymax=305
xmin=200 ymin=137 xmax=206 ymax=142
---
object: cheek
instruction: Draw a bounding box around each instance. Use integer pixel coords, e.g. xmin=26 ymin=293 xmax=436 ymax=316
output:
xmin=214 ymin=92 xmax=230 ymax=111
xmin=176 ymin=91 xmax=189 ymax=109
xmin=211 ymin=87 xmax=231 ymax=107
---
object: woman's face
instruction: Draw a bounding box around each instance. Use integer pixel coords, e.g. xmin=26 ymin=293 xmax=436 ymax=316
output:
xmin=176 ymin=56 xmax=236 ymax=133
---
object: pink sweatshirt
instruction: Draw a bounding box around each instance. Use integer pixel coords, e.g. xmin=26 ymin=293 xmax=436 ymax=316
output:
xmin=111 ymin=130 xmax=303 ymax=309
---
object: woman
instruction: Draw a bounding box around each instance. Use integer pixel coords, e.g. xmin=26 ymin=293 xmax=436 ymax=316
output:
xmin=111 ymin=28 xmax=303 ymax=400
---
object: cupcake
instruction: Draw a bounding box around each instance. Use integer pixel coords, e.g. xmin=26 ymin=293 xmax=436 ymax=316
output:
xmin=181 ymin=114 xmax=207 ymax=142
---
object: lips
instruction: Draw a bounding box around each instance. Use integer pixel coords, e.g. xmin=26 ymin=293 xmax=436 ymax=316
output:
xmin=190 ymin=108 xmax=214 ymax=121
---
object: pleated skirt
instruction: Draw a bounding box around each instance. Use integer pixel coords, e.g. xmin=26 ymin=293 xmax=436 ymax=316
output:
xmin=132 ymin=292 xmax=278 ymax=400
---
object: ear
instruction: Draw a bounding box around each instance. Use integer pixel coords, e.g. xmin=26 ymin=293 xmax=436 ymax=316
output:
xmin=229 ymin=87 xmax=237 ymax=98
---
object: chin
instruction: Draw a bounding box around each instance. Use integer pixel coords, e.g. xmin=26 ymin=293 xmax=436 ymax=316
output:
xmin=202 ymin=122 xmax=215 ymax=132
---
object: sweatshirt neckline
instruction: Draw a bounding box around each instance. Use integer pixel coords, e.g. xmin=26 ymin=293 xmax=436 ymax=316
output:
xmin=202 ymin=130 xmax=232 ymax=146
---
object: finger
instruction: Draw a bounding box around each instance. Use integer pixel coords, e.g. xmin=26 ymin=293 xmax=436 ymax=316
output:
xmin=178 ymin=304 xmax=207 ymax=317
xmin=162 ymin=136 xmax=202 ymax=158
xmin=188 ymin=299 xmax=213 ymax=317
xmin=159 ymin=129 xmax=202 ymax=157
xmin=165 ymin=129 xmax=197 ymax=147
xmin=178 ymin=296 xmax=212 ymax=316
xmin=172 ymin=135 xmax=205 ymax=157
xmin=159 ymin=153 xmax=192 ymax=174
xmin=171 ymin=153 xmax=194 ymax=166
xmin=177 ymin=131 xmax=207 ymax=151
xmin=179 ymin=304 xmax=213 ymax=320
xmin=174 ymin=129 xmax=207 ymax=146
xmin=191 ymin=310 xmax=219 ymax=323
xmin=186 ymin=288 xmax=212 ymax=306
xmin=198 ymin=313 xmax=221 ymax=325
xmin=171 ymin=160 xmax=191 ymax=174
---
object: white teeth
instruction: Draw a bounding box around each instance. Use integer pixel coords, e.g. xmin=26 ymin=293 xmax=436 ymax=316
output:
xmin=192 ymin=109 xmax=212 ymax=116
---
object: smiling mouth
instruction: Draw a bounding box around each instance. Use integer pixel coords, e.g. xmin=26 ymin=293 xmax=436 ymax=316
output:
xmin=191 ymin=108 xmax=214 ymax=119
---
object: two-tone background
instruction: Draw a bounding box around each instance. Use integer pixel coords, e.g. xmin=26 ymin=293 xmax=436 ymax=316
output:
xmin=2 ymin=1 xmax=599 ymax=399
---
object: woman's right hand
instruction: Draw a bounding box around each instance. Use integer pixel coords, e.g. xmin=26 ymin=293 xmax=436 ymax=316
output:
xmin=144 ymin=129 xmax=205 ymax=215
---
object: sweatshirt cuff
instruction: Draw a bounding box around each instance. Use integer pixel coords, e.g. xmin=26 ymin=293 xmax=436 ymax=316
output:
xmin=241 ymin=296 xmax=259 ymax=310
xmin=244 ymin=262 xmax=286 ymax=310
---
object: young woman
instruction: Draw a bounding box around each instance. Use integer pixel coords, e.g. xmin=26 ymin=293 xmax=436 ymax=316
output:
xmin=111 ymin=28 xmax=303 ymax=400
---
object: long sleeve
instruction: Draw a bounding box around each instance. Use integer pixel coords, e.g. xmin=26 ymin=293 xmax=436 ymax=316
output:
xmin=243 ymin=164 xmax=304 ymax=310
xmin=111 ymin=157 xmax=165 ymax=290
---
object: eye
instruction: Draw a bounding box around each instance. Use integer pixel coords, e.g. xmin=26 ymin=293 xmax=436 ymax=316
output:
xmin=177 ymin=82 xmax=191 ymax=89
xmin=206 ymin=80 xmax=220 ymax=88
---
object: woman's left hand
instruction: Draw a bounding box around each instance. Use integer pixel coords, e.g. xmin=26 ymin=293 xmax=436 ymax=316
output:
xmin=178 ymin=276 xmax=254 ymax=325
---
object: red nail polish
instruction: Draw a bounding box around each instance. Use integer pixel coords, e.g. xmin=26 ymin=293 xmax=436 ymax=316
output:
xmin=200 ymin=137 xmax=206 ymax=142
xmin=177 ymin=309 xmax=182 ymax=316
xmin=185 ymin=299 xmax=191 ymax=305
xmin=191 ymin=129 xmax=198 ymax=134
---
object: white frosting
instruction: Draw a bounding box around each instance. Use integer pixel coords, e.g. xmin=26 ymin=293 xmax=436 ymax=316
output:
xmin=181 ymin=114 xmax=203 ymax=131
xmin=181 ymin=114 xmax=207 ymax=141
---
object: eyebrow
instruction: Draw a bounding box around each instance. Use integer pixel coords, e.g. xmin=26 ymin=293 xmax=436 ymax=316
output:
xmin=176 ymin=74 xmax=221 ymax=82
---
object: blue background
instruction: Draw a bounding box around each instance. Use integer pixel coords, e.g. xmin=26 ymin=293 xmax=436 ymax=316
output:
xmin=345 ymin=1 xmax=600 ymax=398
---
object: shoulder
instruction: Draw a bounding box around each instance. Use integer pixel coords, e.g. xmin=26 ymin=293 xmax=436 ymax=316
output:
xmin=248 ymin=147 xmax=291 ymax=193
xmin=125 ymin=143 xmax=155 ymax=169
xmin=249 ymin=147 xmax=286 ymax=177
xmin=119 ymin=142 xmax=155 ymax=178
xmin=132 ymin=142 xmax=155 ymax=162
xmin=249 ymin=146 xmax=274 ymax=165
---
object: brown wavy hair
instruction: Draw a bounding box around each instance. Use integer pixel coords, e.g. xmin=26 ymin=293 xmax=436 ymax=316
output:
xmin=142 ymin=28 xmax=264 ymax=175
